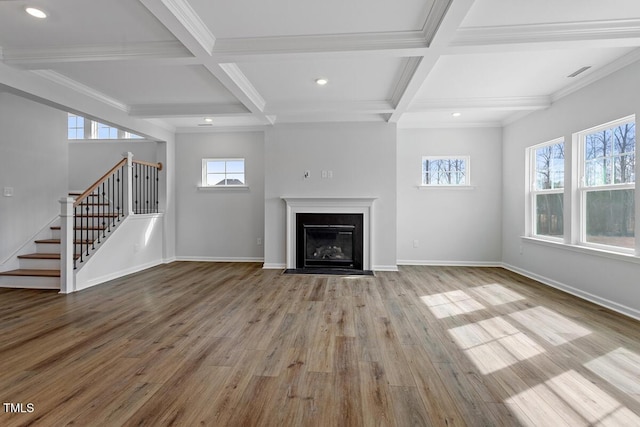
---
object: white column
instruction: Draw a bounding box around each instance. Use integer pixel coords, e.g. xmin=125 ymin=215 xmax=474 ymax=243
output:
xmin=123 ymin=152 xmax=134 ymax=216
xmin=59 ymin=197 xmax=75 ymax=294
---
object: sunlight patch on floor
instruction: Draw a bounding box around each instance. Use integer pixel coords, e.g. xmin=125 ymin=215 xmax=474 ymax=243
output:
xmin=470 ymin=283 xmax=525 ymax=306
xmin=448 ymin=317 xmax=545 ymax=374
xmin=505 ymin=370 xmax=640 ymax=426
xmin=585 ymin=347 xmax=640 ymax=397
xmin=420 ymin=290 xmax=485 ymax=319
xmin=509 ymin=306 xmax=591 ymax=346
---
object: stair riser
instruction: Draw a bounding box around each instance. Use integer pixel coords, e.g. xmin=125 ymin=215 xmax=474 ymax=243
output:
xmin=0 ymin=276 xmax=59 ymax=290
xmin=51 ymin=229 xmax=103 ymax=240
xmin=19 ymin=259 xmax=60 ymax=270
xmin=36 ymin=242 xmax=60 ymax=253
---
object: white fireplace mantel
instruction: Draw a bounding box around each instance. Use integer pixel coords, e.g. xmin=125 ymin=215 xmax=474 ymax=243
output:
xmin=282 ymin=196 xmax=377 ymax=270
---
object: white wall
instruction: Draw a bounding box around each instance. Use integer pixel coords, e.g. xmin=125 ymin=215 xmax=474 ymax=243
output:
xmin=503 ymin=58 xmax=640 ymax=319
xmin=175 ymin=131 xmax=265 ymax=261
xmin=0 ymin=93 xmax=67 ymax=265
xmin=397 ymin=128 xmax=502 ymax=265
xmin=68 ymin=141 xmax=158 ymax=191
xmin=264 ymin=122 xmax=398 ymax=270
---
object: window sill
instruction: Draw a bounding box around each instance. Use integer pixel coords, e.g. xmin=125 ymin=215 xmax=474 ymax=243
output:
xmin=197 ymin=185 xmax=250 ymax=192
xmin=521 ymin=236 xmax=640 ymax=265
xmin=417 ymin=185 xmax=475 ymax=190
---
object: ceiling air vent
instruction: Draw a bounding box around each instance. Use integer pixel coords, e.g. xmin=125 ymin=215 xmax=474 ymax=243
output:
xmin=567 ymin=66 xmax=591 ymax=78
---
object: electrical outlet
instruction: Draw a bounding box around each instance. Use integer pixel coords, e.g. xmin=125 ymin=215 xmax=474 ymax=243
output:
xmin=257 ymin=237 xmax=262 ymax=245
xmin=3 ymin=187 xmax=13 ymax=197
xmin=321 ymin=170 xmax=327 ymax=179
xmin=304 ymin=170 xmax=310 ymax=179
xmin=327 ymin=170 xmax=333 ymax=179
xmin=413 ymin=239 xmax=419 ymax=248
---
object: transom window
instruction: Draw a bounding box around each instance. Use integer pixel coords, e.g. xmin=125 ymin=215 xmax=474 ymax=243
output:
xmin=422 ymin=156 xmax=469 ymax=186
xmin=579 ymin=117 xmax=635 ymax=250
xmin=529 ymin=139 xmax=565 ymax=239
xmin=202 ymin=158 xmax=245 ymax=187
xmin=67 ymin=113 xmax=143 ymax=140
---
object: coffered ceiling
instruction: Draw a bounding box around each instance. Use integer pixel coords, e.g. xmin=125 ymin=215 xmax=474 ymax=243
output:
xmin=1 ymin=0 xmax=640 ymax=133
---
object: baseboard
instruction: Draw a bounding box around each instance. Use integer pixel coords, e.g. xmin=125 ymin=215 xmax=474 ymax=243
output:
xmin=76 ymin=260 xmax=163 ymax=291
xmin=397 ymin=260 xmax=502 ymax=267
xmin=373 ymin=265 xmax=399 ymax=272
xmin=163 ymin=257 xmax=177 ymax=264
xmin=175 ymin=256 xmax=264 ymax=263
xmin=263 ymin=263 xmax=286 ymax=270
xmin=501 ymin=262 xmax=640 ymax=322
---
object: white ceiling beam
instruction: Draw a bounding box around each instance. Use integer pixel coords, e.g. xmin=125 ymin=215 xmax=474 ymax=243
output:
xmin=139 ymin=0 xmax=214 ymax=57
xmin=265 ymin=100 xmax=394 ymax=115
xmin=389 ymin=0 xmax=476 ymax=123
xmin=409 ymin=96 xmax=551 ymax=112
xmin=139 ymin=0 xmax=272 ymax=124
xmin=452 ymin=19 xmax=640 ymax=47
xmin=2 ymin=42 xmax=192 ymax=69
xmin=129 ymin=103 xmax=249 ymax=117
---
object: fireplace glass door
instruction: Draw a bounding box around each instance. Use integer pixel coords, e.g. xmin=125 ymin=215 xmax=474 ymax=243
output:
xmin=303 ymin=224 xmax=355 ymax=268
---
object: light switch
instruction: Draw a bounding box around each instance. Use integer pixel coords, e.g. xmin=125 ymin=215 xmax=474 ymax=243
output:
xmin=3 ymin=187 xmax=13 ymax=197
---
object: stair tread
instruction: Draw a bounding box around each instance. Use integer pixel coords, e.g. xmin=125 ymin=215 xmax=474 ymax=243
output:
xmin=51 ymin=226 xmax=107 ymax=231
xmin=0 ymin=269 xmax=60 ymax=277
xmin=18 ymin=253 xmax=81 ymax=260
xmin=35 ymin=239 xmax=93 ymax=244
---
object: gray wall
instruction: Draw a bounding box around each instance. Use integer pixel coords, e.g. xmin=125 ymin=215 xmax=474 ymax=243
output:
xmin=0 ymin=93 xmax=67 ymax=264
xmin=175 ymin=131 xmax=265 ymax=261
xmin=502 ymin=59 xmax=640 ymax=318
xmin=397 ymin=127 xmax=503 ymax=264
xmin=68 ymin=141 xmax=158 ymax=191
xmin=264 ymin=122 xmax=398 ymax=269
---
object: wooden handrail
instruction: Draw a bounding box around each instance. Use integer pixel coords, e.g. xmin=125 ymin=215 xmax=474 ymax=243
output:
xmin=73 ymin=158 xmax=127 ymax=207
xmin=133 ymin=160 xmax=163 ymax=171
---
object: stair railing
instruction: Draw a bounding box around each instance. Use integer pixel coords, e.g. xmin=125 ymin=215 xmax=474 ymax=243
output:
xmin=59 ymin=152 xmax=162 ymax=293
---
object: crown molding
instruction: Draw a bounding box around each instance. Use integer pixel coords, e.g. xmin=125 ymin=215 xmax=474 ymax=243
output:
xmin=212 ymin=31 xmax=428 ymax=57
xmin=161 ymin=0 xmax=215 ymax=54
xmin=30 ymin=70 xmax=129 ymax=112
xmin=391 ymin=57 xmax=421 ymax=107
xmin=409 ymin=96 xmax=551 ymax=112
xmin=265 ymin=100 xmax=394 ymax=115
xmin=2 ymin=41 xmax=190 ymax=67
xmin=453 ymin=19 xmax=640 ymax=46
xmin=218 ymin=63 xmax=266 ymax=111
xmin=422 ymin=0 xmax=454 ymax=45
xmin=129 ymin=102 xmax=248 ymax=117
xmin=551 ymin=47 xmax=640 ymax=102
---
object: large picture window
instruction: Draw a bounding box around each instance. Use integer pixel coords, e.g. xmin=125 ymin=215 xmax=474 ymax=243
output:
xmin=580 ymin=117 xmax=635 ymax=250
xmin=530 ymin=139 xmax=565 ymax=238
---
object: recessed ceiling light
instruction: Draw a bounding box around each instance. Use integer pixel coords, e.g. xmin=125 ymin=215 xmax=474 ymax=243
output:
xmin=25 ymin=7 xmax=47 ymax=19
xmin=204 ymin=117 xmax=213 ymax=122
xmin=315 ymin=78 xmax=328 ymax=86
xmin=452 ymin=112 xmax=462 ymax=117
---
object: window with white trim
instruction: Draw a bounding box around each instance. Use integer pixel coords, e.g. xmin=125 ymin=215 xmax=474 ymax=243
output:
xmin=67 ymin=113 xmax=144 ymax=140
xmin=579 ymin=117 xmax=635 ymax=250
xmin=529 ymin=139 xmax=565 ymax=239
xmin=202 ymin=158 xmax=245 ymax=187
xmin=68 ymin=114 xmax=84 ymax=139
xmin=422 ymin=156 xmax=469 ymax=186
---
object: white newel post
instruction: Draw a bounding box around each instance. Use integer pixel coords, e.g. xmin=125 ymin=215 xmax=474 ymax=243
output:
xmin=59 ymin=197 xmax=75 ymax=294
xmin=123 ymin=152 xmax=134 ymax=216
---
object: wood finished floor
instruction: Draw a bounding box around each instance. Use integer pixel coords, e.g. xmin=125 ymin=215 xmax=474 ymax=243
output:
xmin=1 ymin=262 xmax=640 ymax=426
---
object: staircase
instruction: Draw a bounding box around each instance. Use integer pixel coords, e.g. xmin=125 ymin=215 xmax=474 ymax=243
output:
xmin=0 ymin=153 xmax=162 ymax=292
xmin=0 ymin=193 xmax=111 ymax=289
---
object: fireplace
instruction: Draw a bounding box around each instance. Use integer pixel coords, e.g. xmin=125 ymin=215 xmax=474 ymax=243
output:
xmin=297 ymin=213 xmax=363 ymax=270
xmin=282 ymin=196 xmax=376 ymax=272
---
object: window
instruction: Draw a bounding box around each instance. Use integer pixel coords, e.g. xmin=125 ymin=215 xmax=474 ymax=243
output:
xmin=96 ymin=122 xmax=119 ymax=139
xmin=202 ymin=159 xmax=245 ymax=187
xmin=67 ymin=113 xmax=143 ymax=140
xmin=68 ymin=114 xmax=84 ymax=139
xmin=529 ymin=139 xmax=565 ymax=239
xmin=422 ymin=156 xmax=469 ymax=186
xmin=579 ymin=117 xmax=635 ymax=250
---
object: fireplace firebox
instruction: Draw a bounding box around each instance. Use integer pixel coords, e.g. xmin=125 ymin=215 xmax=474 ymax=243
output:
xmin=296 ymin=213 xmax=363 ymax=271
